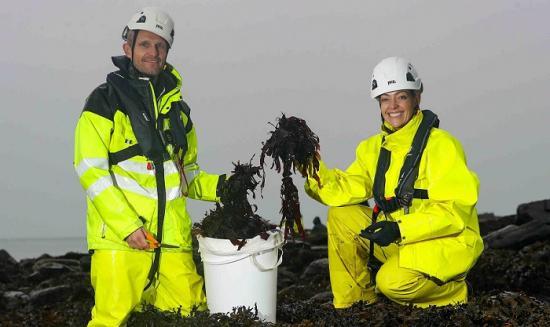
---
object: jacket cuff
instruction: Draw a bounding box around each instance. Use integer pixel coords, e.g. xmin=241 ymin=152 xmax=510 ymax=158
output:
xmin=216 ymin=174 xmax=227 ymax=198
xmin=120 ymin=218 xmax=144 ymax=241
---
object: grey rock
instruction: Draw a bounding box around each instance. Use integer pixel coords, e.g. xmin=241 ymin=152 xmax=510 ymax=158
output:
xmin=28 ymin=258 xmax=82 ymax=283
xmin=484 ymin=220 xmax=550 ymax=249
xmin=33 ymin=258 xmax=81 ymax=273
xmin=482 ymin=199 xmax=550 ymax=249
xmin=301 ymin=258 xmax=329 ymax=280
xmin=79 ymin=255 xmax=91 ymax=272
xmin=3 ymin=291 xmax=30 ymax=310
xmin=29 ymin=285 xmax=72 ymax=306
xmin=277 ymin=267 xmax=298 ymax=290
xmin=478 ymin=213 xmax=516 ymax=236
xmin=0 ymin=250 xmax=17 ymax=266
xmin=0 ymin=250 xmax=19 ymax=283
xmin=516 ymin=199 xmax=550 ymax=224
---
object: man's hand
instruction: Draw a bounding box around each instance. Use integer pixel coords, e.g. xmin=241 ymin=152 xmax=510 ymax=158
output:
xmin=125 ymin=227 xmax=150 ymax=250
xmin=360 ymin=221 xmax=400 ymax=246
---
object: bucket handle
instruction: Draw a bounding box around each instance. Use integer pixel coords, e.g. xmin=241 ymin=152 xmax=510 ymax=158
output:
xmin=202 ymin=246 xmax=284 ymax=267
xmin=201 ymin=253 xmax=251 ymax=265
xmin=252 ymin=247 xmax=283 ymax=271
xmin=199 ymin=234 xmax=285 ymax=258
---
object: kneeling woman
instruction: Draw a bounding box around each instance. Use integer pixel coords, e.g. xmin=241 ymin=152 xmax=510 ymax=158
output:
xmin=302 ymin=57 xmax=483 ymax=308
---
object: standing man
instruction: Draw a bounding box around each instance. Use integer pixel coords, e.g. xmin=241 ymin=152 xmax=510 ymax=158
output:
xmin=74 ymin=7 xmax=225 ymax=326
xmin=302 ymin=57 xmax=483 ymax=308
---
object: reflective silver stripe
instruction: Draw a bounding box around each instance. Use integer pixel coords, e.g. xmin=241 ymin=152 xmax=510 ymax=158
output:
xmin=117 ymin=160 xmax=178 ymax=176
xmin=86 ymin=176 xmax=114 ymax=200
xmin=183 ymin=163 xmax=201 ymax=184
xmin=116 ymin=160 xmax=179 ymax=175
xmin=164 ymin=161 xmax=179 ymax=175
xmin=166 ymin=186 xmax=182 ymax=201
xmin=112 ymin=174 xmax=182 ymax=201
xmin=117 ymin=160 xmax=153 ymax=175
xmin=76 ymin=158 xmax=109 ymax=177
xmin=113 ymin=174 xmax=156 ymax=199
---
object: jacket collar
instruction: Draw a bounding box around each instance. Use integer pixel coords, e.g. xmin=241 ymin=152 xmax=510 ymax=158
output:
xmin=110 ymin=56 xmax=182 ymax=92
xmin=380 ymin=110 xmax=423 ymax=150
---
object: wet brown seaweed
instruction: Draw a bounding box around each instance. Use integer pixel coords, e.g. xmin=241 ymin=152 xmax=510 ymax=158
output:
xmin=260 ymin=114 xmax=320 ymax=239
xmin=193 ymin=160 xmax=274 ymax=246
xmin=127 ymin=304 xmax=264 ymax=326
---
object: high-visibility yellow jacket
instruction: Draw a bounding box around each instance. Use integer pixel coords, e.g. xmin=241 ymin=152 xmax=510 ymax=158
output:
xmin=305 ymin=111 xmax=484 ymax=282
xmin=74 ymin=56 xmax=223 ymax=252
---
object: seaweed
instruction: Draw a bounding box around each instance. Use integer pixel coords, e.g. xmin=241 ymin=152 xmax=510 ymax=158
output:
xmin=260 ymin=114 xmax=320 ymax=239
xmin=193 ymin=159 xmax=274 ymax=248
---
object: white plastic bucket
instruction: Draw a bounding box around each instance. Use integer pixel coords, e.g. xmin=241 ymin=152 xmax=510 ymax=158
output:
xmin=197 ymin=230 xmax=284 ymax=323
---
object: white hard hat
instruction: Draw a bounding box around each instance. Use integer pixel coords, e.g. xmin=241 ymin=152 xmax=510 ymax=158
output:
xmin=122 ymin=7 xmax=175 ymax=47
xmin=370 ymin=57 xmax=422 ymax=99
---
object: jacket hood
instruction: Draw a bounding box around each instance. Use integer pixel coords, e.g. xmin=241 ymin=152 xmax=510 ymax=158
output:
xmin=111 ymin=55 xmax=137 ymax=78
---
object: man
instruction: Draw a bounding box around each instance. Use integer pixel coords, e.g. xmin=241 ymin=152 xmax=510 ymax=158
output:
xmin=302 ymin=57 xmax=484 ymax=308
xmin=74 ymin=7 xmax=225 ymax=326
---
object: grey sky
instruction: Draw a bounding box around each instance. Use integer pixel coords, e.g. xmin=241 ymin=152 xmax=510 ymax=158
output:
xmin=1 ymin=0 xmax=549 ymax=239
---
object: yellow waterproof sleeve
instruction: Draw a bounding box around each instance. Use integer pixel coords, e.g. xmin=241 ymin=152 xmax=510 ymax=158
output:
xmin=304 ymin=140 xmax=376 ymax=207
xmin=181 ymin=125 xmax=222 ymax=202
xmin=74 ymin=111 xmax=143 ymax=240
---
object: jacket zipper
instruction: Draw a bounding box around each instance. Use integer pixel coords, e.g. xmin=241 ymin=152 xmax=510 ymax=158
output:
xmin=154 ymin=86 xmax=188 ymax=194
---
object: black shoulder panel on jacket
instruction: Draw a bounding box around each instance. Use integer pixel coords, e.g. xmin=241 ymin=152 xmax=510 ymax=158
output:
xmin=180 ymin=100 xmax=193 ymax=132
xmin=83 ymin=83 xmax=117 ymax=120
xmin=180 ymin=99 xmax=191 ymax=117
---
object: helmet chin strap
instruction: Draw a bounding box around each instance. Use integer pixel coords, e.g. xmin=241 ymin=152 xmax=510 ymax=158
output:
xmin=130 ymin=30 xmax=139 ymax=73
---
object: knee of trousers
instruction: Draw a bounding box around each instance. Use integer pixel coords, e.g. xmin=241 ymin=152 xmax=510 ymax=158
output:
xmin=375 ymin=259 xmax=423 ymax=303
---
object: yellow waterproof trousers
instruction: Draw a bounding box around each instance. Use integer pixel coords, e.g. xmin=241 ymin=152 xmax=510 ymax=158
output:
xmin=88 ymin=250 xmax=206 ymax=327
xmin=327 ymin=205 xmax=467 ymax=308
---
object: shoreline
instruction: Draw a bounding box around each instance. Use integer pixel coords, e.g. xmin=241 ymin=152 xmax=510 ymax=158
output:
xmin=0 ymin=237 xmax=87 ymax=261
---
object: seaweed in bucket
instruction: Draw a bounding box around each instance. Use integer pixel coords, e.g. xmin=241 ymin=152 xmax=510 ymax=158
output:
xmin=260 ymin=114 xmax=321 ymax=239
xmin=193 ymin=158 xmax=275 ymax=249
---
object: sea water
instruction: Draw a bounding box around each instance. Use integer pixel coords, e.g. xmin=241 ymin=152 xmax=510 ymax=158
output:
xmin=0 ymin=237 xmax=87 ymax=261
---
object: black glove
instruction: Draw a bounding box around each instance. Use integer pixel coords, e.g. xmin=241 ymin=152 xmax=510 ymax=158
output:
xmin=360 ymin=221 xmax=400 ymax=246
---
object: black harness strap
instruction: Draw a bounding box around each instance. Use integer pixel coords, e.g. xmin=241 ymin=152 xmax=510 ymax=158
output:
xmin=367 ymin=110 xmax=439 ymax=284
xmin=394 ymin=110 xmax=439 ymax=211
xmin=413 ymin=188 xmax=429 ymax=200
xmin=108 ymin=144 xmax=143 ymax=166
xmin=143 ymin=159 xmax=166 ymax=291
xmin=373 ymin=146 xmax=391 ymax=206
xmin=107 ymin=72 xmax=167 ymax=163
xmin=367 ymin=206 xmax=382 ymax=285
xmin=372 ymin=110 xmax=439 ymax=213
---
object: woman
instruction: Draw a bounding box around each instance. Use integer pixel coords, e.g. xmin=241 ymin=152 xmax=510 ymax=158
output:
xmin=303 ymin=57 xmax=483 ymax=308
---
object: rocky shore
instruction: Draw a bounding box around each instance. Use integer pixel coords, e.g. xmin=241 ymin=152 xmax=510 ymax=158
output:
xmin=1 ymin=199 xmax=549 ymax=326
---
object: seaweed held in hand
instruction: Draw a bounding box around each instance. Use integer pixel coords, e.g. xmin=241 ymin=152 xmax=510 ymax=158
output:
xmin=260 ymin=114 xmax=321 ymax=181
xmin=279 ymin=175 xmax=305 ymax=239
xmin=193 ymin=160 xmax=274 ymax=249
xmin=260 ymin=114 xmax=320 ymax=239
